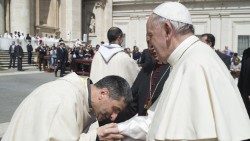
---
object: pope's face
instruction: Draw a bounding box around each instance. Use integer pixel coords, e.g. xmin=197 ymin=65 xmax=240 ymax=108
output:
xmin=147 ymin=40 xmax=160 ymax=63
xmin=146 ymin=15 xmax=169 ymax=64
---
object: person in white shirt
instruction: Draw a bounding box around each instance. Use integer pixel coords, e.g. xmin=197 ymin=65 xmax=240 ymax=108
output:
xmin=19 ymin=33 xmax=25 ymax=40
xmin=75 ymin=39 xmax=82 ymax=47
xmin=3 ymin=32 xmax=8 ymax=38
xmin=90 ymin=27 xmax=139 ymax=87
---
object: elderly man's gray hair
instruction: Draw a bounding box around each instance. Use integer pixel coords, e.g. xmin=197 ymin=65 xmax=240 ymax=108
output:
xmin=151 ymin=13 xmax=194 ymax=35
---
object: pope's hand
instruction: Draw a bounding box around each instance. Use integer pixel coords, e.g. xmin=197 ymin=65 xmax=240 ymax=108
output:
xmin=97 ymin=123 xmax=123 ymax=141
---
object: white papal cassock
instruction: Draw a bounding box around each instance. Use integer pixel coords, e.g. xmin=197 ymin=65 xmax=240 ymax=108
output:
xmin=90 ymin=43 xmax=139 ymax=86
xmin=147 ymin=35 xmax=250 ymax=141
xmin=2 ymin=73 xmax=97 ymax=141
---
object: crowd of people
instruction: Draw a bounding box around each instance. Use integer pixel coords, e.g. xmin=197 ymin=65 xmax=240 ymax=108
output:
xmin=34 ymin=41 xmax=97 ymax=76
xmin=1 ymin=2 xmax=250 ymax=141
xmin=0 ymin=31 xmax=60 ymax=46
xmin=2 ymin=31 xmax=97 ymax=75
xmin=5 ymin=32 xmax=148 ymax=79
xmin=4 ymin=31 xmax=243 ymax=83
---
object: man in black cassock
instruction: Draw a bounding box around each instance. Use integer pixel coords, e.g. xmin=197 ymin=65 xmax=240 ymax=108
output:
xmin=238 ymin=47 xmax=250 ymax=118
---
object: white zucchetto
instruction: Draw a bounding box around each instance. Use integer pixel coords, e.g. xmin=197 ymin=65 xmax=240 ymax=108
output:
xmin=153 ymin=2 xmax=192 ymax=24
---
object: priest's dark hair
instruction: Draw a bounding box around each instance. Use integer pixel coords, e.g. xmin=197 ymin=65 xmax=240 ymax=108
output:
xmin=107 ymin=27 xmax=123 ymax=43
xmin=95 ymin=75 xmax=132 ymax=104
xmin=201 ymin=33 xmax=215 ymax=47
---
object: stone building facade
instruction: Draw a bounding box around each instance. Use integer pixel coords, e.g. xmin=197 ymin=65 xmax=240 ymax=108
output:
xmin=112 ymin=0 xmax=250 ymax=55
xmin=0 ymin=0 xmax=250 ymax=54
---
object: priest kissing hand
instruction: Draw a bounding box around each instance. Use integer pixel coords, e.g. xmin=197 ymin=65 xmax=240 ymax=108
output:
xmin=97 ymin=123 xmax=123 ymax=141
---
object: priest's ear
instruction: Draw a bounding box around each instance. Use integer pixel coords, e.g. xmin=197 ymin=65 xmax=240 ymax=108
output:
xmin=99 ymin=87 xmax=110 ymax=100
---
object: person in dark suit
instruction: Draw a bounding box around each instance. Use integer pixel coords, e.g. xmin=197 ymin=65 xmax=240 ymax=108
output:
xmin=201 ymin=33 xmax=231 ymax=69
xmin=26 ymin=42 xmax=33 ymax=65
xmin=216 ymin=50 xmax=231 ymax=69
xmin=55 ymin=43 xmax=68 ymax=77
xmin=132 ymin=46 xmax=141 ymax=61
xmin=25 ymin=34 xmax=31 ymax=42
xmin=8 ymin=41 xmax=17 ymax=68
xmin=238 ymin=47 xmax=250 ymax=118
xmin=110 ymin=45 xmax=170 ymax=123
xmin=36 ymin=44 xmax=47 ymax=71
xmin=14 ymin=42 xmax=24 ymax=71
xmin=138 ymin=49 xmax=154 ymax=70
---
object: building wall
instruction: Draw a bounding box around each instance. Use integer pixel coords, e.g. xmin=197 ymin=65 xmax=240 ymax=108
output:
xmin=112 ymin=1 xmax=156 ymax=50
xmin=83 ymin=0 xmax=113 ymax=45
xmin=187 ymin=1 xmax=250 ymax=53
xmin=112 ymin=0 xmax=250 ymax=54
xmin=59 ymin=0 xmax=81 ymax=41
xmin=39 ymin=0 xmax=57 ymax=28
xmin=10 ymin=0 xmax=32 ymax=34
xmin=0 ymin=0 xmax=4 ymax=35
xmin=30 ymin=0 xmax=35 ymax=35
xmin=1 ymin=0 xmax=250 ymax=54
xmin=59 ymin=0 xmax=66 ymax=39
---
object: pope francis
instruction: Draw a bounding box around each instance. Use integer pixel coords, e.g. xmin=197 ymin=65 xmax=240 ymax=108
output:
xmin=146 ymin=2 xmax=250 ymax=141
xmin=112 ymin=2 xmax=250 ymax=141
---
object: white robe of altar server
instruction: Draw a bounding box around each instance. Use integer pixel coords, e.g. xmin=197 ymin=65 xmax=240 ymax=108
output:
xmin=90 ymin=43 xmax=139 ymax=86
xmin=147 ymin=35 xmax=250 ymax=141
xmin=2 ymin=73 xmax=97 ymax=141
xmin=118 ymin=35 xmax=250 ymax=141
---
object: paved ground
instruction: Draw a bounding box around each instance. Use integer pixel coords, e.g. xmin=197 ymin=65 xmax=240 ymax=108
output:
xmin=0 ymin=67 xmax=57 ymax=123
xmin=0 ymin=67 xmax=59 ymax=138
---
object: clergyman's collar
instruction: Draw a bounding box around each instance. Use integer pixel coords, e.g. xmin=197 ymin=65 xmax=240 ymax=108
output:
xmin=168 ymin=35 xmax=199 ymax=66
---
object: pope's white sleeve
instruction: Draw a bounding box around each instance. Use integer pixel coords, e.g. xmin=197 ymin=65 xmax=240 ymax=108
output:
xmin=118 ymin=110 xmax=154 ymax=141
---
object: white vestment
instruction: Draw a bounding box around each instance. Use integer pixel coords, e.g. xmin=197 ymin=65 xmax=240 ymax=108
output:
xmin=90 ymin=43 xmax=140 ymax=86
xmin=2 ymin=73 xmax=97 ymax=141
xmin=118 ymin=110 xmax=154 ymax=141
xmin=147 ymin=35 xmax=250 ymax=141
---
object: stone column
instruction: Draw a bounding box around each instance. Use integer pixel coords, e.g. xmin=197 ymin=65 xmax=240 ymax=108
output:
xmin=103 ymin=0 xmax=113 ymax=40
xmin=35 ymin=0 xmax=39 ymax=26
xmin=0 ymin=0 xmax=4 ymax=35
xmin=71 ymin=0 xmax=82 ymax=40
xmin=60 ymin=0 xmax=82 ymax=41
xmin=94 ymin=0 xmax=113 ymax=43
xmin=94 ymin=3 xmax=104 ymax=44
xmin=10 ymin=0 xmax=31 ymax=34
xmin=56 ymin=0 xmax=59 ymax=28
xmin=209 ymin=13 xmax=221 ymax=50
xmin=5 ymin=0 xmax=10 ymax=33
